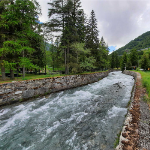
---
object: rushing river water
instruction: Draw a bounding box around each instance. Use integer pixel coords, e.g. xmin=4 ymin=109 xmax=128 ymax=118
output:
xmin=0 ymin=71 xmax=134 ymax=150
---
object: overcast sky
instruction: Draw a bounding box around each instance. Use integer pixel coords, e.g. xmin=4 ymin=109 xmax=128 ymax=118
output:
xmin=37 ymin=0 xmax=150 ymax=52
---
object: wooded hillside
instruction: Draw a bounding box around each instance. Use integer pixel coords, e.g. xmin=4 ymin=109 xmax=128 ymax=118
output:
xmin=116 ymin=31 xmax=150 ymax=55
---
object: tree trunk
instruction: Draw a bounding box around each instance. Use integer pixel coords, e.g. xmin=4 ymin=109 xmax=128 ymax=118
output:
xmin=67 ymin=46 xmax=69 ymax=74
xmin=53 ymin=65 xmax=54 ymax=72
xmin=22 ymin=50 xmax=25 ymax=78
xmin=35 ymin=69 xmax=37 ymax=75
xmin=52 ymin=55 xmax=54 ymax=72
xmin=65 ymin=47 xmax=69 ymax=74
xmin=1 ymin=65 xmax=6 ymax=80
xmin=10 ymin=69 xmax=14 ymax=80
xmin=45 ymin=65 xmax=46 ymax=75
xmin=65 ymin=48 xmax=67 ymax=74
xmin=23 ymin=65 xmax=25 ymax=78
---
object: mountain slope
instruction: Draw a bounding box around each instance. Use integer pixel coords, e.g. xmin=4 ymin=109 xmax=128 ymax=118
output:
xmin=116 ymin=31 xmax=150 ymax=55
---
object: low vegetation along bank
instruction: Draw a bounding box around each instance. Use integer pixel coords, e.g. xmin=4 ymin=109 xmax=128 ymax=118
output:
xmin=134 ymin=70 xmax=150 ymax=105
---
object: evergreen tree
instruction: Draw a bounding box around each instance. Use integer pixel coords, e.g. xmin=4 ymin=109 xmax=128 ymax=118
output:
xmin=85 ymin=10 xmax=99 ymax=64
xmin=120 ymin=52 xmax=128 ymax=71
xmin=72 ymin=0 xmax=86 ymax=42
xmin=130 ymin=48 xmax=138 ymax=66
xmin=126 ymin=56 xmax=132 ymax=70
xmin=111 ymin=51 xmax=115 ymax=69
xmin=100 ymin=36 xmax=106 ymax=47
xmin=0 ymin=0 xmax=10 ymax=80
xmin=140 ymin=53 xmax=149 ymax=70
xmin=47 ymin=0 xmax=86 ymax=74
xmin=98 ymin=37 xmax=109 ymax=70
xmin=71 ymin=42 xmax=96 ymax=73
xmin=0 ymin=0 xmax=43 ymax=79
xmin=114 ymin=51 xmax=119 ymax=69
xmin=47 ymin=0 xmax=66 ymax=32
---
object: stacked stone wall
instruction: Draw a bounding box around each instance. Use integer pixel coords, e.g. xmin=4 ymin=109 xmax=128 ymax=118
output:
xmin=0 ymin=71 xmax=109 ymax=106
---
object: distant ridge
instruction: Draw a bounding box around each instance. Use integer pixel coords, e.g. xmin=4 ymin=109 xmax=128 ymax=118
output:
xmin=116 ymin=31 xmax=150 ymax=55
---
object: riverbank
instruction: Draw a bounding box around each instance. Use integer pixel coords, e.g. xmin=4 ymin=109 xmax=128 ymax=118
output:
xmin=0 ymin=71 xmax=109 ymax=107
xmin=116 ymin=70 xmax=150 ymax=150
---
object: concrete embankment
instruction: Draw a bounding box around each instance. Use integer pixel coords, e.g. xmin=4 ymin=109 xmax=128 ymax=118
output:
xmin=116 ymin=70 xmax=141 ymax=150
xmin=0 ymin=71 xmax=109 ymax=106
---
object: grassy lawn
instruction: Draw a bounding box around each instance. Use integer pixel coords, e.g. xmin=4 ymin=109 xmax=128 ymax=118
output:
xmin=0 ymin=73 xmax=63 ymax=84
xmin=0 ymin=66 xmax=65 ymax=84
xmin=134 ymin=70 xmax=150 ymax=103
xmin=0 ymin=70 xmax=107 ymax=84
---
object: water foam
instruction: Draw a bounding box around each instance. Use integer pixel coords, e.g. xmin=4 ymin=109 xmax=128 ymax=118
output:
xmin=107 ymin=106 xmax=127 ymax=118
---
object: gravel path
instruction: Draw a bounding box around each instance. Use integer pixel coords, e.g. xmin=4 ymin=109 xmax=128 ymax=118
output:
xmin=138 ymin=99 xmax=150 ymax=150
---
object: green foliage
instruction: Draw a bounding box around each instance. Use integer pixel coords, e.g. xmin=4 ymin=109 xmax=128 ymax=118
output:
xmin=98 ymin=40 xmax=109 ymax=70
xmin=116 ymin=31 xmax=150 ymax=55
xmin=0 ymin=0 xmax=45 ymax=79
xmin=127 ymin=100 xmax=131 ymax=108
xmin=140 ymin=53 xmax=149 ymax=70
xmin=80 ymin=56 xmax=96 ymax=71
xmin=143 ymin=95 xmax=150 ymax=103
xmin=19 ymin=57 xmax=38 ymax=70
xmin=136 ymin=71 xmax=150 ymax=99
xmin=126 ymin=56 xmax=132 ymax=70
xmin=47 ymin=1 xmax=110 ymax=74
xmin=110 ymin=51 xmax=120 ymax=69
xmin=114 ymin=131 xmax=121 ymax=148
xmin=111 ymin=51 xmax=115 ymax=69
xmin=85 ymin=10 xmax=99 ymax=63
xmin=70 ymin=42 xmax=96 ymax=73
xmin=120 ymin=52 xmax=128 ymax=71
xmin=130 ymin=48 xmax=138 ymax=66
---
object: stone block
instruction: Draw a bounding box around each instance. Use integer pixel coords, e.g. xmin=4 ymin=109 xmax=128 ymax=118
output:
xmin=15 ymin=91 xmax=22 ymax=95
xmin=4 ymin=89 xmax=12 ymax=94
xmin=0 ymin=89 xmax=5 ymax=95
xmin=23 ymin=90 xmax=35 ymax=99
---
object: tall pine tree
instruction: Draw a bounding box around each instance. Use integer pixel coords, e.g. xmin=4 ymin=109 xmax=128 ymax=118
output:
xmin=0 ymin=0 xmax=43 ymax=79
xmin=85 ymin=10 xmax=99 ymax=66
xmin=48 ymin=0 xmax=86 ymax=74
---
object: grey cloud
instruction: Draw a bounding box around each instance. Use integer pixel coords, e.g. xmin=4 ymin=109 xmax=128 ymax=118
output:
xmin=37 ymin=0 xmax=150 ymax=49
xmin=81 ymin=0 xmax=150 ymax=48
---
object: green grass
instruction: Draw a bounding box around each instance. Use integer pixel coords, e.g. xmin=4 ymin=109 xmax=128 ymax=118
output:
xmin=136 ymin=71 xmax=150 ymax=96
xmin=133 ymin=70 xmax=150 ymax=103
xmin=0 ymin=70 xmax=107 ymax=84
xmin=114 ymin=130 xmax=121 ymax=148
xmin=0 ymin=73 xmax=63 ymax=84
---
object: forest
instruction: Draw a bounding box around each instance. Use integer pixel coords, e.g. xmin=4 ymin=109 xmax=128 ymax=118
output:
xmin=1 ymin=0 xmax=150 ymax=82
xmin=0 ymin=0 xmax=110 ymax=81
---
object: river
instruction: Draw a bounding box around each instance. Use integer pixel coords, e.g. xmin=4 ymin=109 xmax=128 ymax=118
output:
xmin=0 ymin=71 xmax=134 ymax=150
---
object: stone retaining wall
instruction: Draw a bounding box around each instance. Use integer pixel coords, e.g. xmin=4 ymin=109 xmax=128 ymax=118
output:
xmin=0 ymin=71 xmax=109 ymax=106
xmin=116 ymin=70 xmax=140 ymax=150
